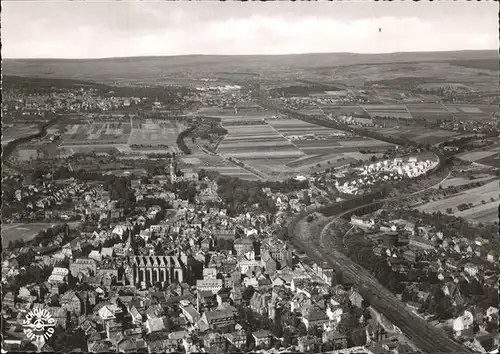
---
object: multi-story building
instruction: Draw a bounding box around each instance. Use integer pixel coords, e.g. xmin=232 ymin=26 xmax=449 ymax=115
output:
xmin=70 ymin=258 xmax=97 ymax=277
xmin=196 ymin=279 xmax=223 ymax=294
xmin=234 ymin=238 xmax=254 ymax=256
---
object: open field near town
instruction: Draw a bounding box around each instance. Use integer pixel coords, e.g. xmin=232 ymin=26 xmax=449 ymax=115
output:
xmin=128 ymin=119 xmax=185 ymax=152
xmin=266 ymin=118 xmax=393 ymax=156
xmin=294 ymin=138 xmax=393 ymax=156
xmin=475 ymin=154 xmax=498 ymax=167
xmin=217 ymin=123 xmax=305 ymax=160
xmin=405 ymin=103 xmax=455 ymax=121
xmin=432 ymin=174 xmax=497 ymax=189
xmin=203 ymin=166 xmax=261 ymax=181
xmin=315 ymin=103 xmax=498 ymax=121
xmin=457 ymin=144 xmax=500 ymax=167
xmin=319 ymin=105 xmax=368 ymax=117
xmin=15 ymin=148 xmax=40 ymax=161
xmin=1 ymin=223 xmax=56 ymax=247
xmin=297 ymin=108 xmax=325 ymax=116
xmin=2 ymin=124 xmax=40 ymax=146
xmin=178 ymin=151 xmax=261 ymax=180
xmin=416 ymin=180 xmax=499 ymax=222
xmin=372 ymin=127 xmax=462 ymax=145
xmin=268 ymin=118 xmax=347 ymax=137
xmin=60 ymin=122 xmax=131 ymax=146
xmin=361 ymin=104 xmax=412 ymax=119
xmin=64 ymin=146 xmax=122 ymax=155
xmin=287 ymin=153 xmax=357 ymax=173
xmin=451 ymin=202 xmax=499 ymax=223
xmin=240 ymin=158 xmax=298 ymax=180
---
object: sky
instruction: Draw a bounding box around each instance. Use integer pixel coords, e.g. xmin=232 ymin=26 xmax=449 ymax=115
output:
xmin=2 ymin=1 xmax=498 ymax=59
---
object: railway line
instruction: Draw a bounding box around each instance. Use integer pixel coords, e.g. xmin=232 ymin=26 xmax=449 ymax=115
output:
xmin=289 ymin=202 xmax=474 ymax=354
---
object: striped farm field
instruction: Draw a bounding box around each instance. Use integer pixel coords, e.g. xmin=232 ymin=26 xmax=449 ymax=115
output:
xmin=416 ymin=180 xmax=499 ymax=218
xmin=406 ymin=103 xmax=449 ymax=113
xmin=432 ymin=175 xmax=496 ymax=189
xmin=319 ymin=105 xmax=368 ymax=116
xmin=218 ymin=148 xmax=305 ymax=159
xmin=218 ymin=143 xmax=294 ymax=151
xmin=286 ymin=152 xmax=357 ymax=173
xmin=458 ymin=150 xmax=499 ymax=163
xmin=372 ymin=127 xmax=461 ymax=145
xmin=338 ymin=139 xmax=392 ymax=147
xmin=224 ymin=136 xmax=284 ymax=143
xmin=269 ymin=119 xmax=346 ymax=137
xmin=361 ymin=105 xmax=412 ymax=119
xmin=242 ymin=160 xmax=297 ymax=174
xmin=217 ymin=122 xmax=305 ymax=161
xmin=294 ymin=137 xmax=393 ymax=156
xmin=60 ymin=122 xmax=131 ymax=146
xmin=443 ymin=104 xmax=494 ymax=115
xmin=128 ymin=119 xmax=185 ymax=152
xmin=204 ymin=166 xmax=261 ymax=180
xmin=453 ymin=202 xmax=498 ymax=223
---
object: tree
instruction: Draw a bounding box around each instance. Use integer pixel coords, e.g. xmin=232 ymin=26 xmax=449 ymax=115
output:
xmin=272 ymin=323 xmax=283 ymax=338
xmin=242 ymin=286 xmax=255 ymax=302
xmin=303 ymin=191 xmax=311 ymax=206
xmin=283 ymin=329 xmax=292 ymax=347
xmin=297 ymin=323 xmax=307 ymax=337
xmin=351 ymin=328 xmax=367 ymax=346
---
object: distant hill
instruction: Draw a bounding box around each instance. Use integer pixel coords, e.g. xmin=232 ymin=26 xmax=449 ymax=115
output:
xmin=3 ymin=50 xmax=497 ymax=85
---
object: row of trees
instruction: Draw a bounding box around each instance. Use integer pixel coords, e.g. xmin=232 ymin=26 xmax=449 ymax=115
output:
xmin=176 ymin=125 xmax=196 ymax=155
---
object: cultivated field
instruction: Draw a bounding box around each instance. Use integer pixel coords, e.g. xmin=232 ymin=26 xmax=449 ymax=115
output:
xmin=287 ymin=153 xmax=356 ymax=173
xmin=452 ymin=202 xmax=499 ymax=223
xmin=203 ymin=166 xmax=261 ymax=181
xmin=361 ymin=104 xmax=412 ymax=119
xmin=416 ymin=180 xmax=499 ymax=222
xmin=319 ymin=105 xmax=368 ymax=117
xmin=129 ymin=119 xmax=185 ymax=152
xmin=2 ymin=124 xmax=40 ymax=146
xmin=16 ymin=148 xmax=40 ymax=161
xmin=318 ymin=103 xmax=498 ymax=122
xmin=217 ymin=123 xmax=304 ymax=160
xmin=60 ymin=121 xmax=131 ymax=146
xmin=293 ymin=137 xmax=393 ymax=156
xmin=457 ymin=144 xmax=500 ymax=167
xmin=268 ymin=119 xmax=347 ymax=137
xmin=268 ymin=119 xmax=393 ymax=156
xmin=406 ymin=103 xmax=455 ymax=121
xmin=239 ymin=159 xmax=298 ymax=180
xmin=1 ymin=223 xmax=56 ymax=247
xmin=372 ymin=127 xmax=461 ymax=145
xmin=432 ymin=175 xmax=496 ymax=189
xmin=179 ymin=152 xmax=261 ymax=181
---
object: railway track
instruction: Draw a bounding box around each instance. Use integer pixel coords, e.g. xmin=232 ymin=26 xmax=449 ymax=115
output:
xmin=289 ymin=205 xmax=474 ymax=354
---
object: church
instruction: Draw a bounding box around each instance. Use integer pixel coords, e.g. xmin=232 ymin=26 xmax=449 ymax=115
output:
xmin=126 ymin=255 xmax=185 ymax=288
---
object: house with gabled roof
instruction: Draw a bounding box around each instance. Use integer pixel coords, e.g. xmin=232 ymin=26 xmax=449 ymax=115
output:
xmin=129 ymin=306 xmax=143 ymax=325
xmin=252 ymin=329 xmax=272 ymax=349
xmin=117 ymin=337 xmax=148 ymax=353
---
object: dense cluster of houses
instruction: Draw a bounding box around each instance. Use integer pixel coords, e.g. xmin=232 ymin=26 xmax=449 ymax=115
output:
xmin=349 ymin=213 xmax=499 ymax=351
xmin=2 ymin=168 xmax=425 ymax=353
xmin=337 ymin=157 xmax=438 ymax=195
xmin=4 ymin=179 xmax=100 ymax=223
xmin=3 ymin=86 xmax=141 ymax=116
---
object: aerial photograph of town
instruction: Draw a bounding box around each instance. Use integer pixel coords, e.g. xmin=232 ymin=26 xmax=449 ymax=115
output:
xmin=1 ymin=1 xmax=499 ymax=354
